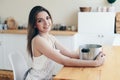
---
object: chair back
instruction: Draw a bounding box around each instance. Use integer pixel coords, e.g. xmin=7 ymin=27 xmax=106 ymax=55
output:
xmin=9 ymin=52 xmax=29 ymax=80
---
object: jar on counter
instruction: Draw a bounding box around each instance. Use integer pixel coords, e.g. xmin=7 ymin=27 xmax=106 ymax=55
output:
xmin=71 ymin=26 xmax=77 ymax=31
xmin=0 ymin=24 xmax=7 ymax=30
xmin=3 ymin=24 xmax=8 ymax=30
xmin=0 ymin=24 xmax=3 ymax=30
xmin=67 ymin=26 xmax=71 ymax=31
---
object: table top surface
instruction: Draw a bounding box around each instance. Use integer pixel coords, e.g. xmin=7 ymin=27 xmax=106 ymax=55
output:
xmin=53 ymin=46 xmax=120 ymax=80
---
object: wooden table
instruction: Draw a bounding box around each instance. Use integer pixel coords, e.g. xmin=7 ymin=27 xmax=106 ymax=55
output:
xmin=0 ymin=69 xmax=13 ymax=80
xmin=53 ymin=46 xmax=120 ymax=80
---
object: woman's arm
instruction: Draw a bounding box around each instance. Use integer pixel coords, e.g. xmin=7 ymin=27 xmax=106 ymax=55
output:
xmin=54 ymin=37 xmax=79 ymax=59
xmin=34 ymin=36 xmax=105 ymax=67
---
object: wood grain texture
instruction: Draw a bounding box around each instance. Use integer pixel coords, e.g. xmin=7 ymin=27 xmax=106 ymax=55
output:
xmin=53 ymin=46 xmax=120 ymax=80
xmin=116 ymin=12 xmax=120 ymax=34
xmin=0 ymin=70 xmax=13 ymax=80
xmin=0 ymin=30 xmax=77 ymax=36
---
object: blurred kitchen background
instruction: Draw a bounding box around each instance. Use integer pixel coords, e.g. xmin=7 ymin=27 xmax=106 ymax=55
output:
xmin=0 ymin=0 xmax=120 ymax=79
xmin=0 ymin=0 xmax=120 ymax=30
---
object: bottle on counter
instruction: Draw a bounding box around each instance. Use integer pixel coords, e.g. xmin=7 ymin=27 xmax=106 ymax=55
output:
xmin=71 ymin=26 xmax=77 ymax=31
xmin=3 ymin=24 xmax=8 ymax=30
xmin=0 ymin=24 xmax=3 ymax=30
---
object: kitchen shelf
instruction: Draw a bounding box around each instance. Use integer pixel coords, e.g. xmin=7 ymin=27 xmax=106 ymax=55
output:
xmin=50 ymin=30 xmax=77 ymax=36
xmin=0 ymin=30 xmax=27 ymax=34
xmin=0 ymin=30 xmax=77 ymax=36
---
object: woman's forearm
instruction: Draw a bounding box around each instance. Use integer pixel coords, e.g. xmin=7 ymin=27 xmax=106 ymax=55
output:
xmin=62 ymin=57 xmax=98 ymax=67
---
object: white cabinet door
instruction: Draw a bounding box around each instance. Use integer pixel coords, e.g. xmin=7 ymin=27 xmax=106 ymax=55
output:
xmin=113 ymin=34 xmax=120 ymax=45
xmin=77 ymin=12 xmax=115 ymax=48
xmin=75 ymin=33 xmax=114 ymax=49
xmin=0 ymin=46 xmax=4 ymax=69
xmin=78 ymin=12 xmax=115 ymax=34
xmin=55 ymin=35 xmax=76 ymax=51
xmin=0 ymin=34 xmax=5 ymax=69
xmin=3 ymin=34 xmax=28 ymax=70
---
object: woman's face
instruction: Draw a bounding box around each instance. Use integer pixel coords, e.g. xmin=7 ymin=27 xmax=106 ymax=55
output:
xmin=35 ymin=11 xmax=52 ymax=33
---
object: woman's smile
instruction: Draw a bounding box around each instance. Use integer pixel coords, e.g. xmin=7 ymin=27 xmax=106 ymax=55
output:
xmin=36 ymin=11 xmax=52 ymax=33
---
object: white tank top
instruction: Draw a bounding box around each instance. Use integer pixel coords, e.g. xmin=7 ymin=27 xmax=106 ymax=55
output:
xmin=26 ymin=35 xmax=63 ymax=80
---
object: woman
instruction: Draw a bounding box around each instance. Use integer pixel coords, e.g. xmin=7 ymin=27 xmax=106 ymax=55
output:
xmin=25 ymin=5 xmax=105 ymax=80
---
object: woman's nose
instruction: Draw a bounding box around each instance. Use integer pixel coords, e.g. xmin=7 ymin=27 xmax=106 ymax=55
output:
xmin=44 ymin=20 xmax=49 ymax=25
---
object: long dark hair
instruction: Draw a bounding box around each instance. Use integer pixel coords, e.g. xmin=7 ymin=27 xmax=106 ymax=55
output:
xmin=27 ymin=6 xmax=53 ymax=59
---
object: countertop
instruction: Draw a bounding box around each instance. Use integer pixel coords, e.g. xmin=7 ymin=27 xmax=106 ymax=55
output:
xmin=53 ymin=46 xmax=120 ymax=80
xmin=0 ymin=30 xmax=77 ymax=36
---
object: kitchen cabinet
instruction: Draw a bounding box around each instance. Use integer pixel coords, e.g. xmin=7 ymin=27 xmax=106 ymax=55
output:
xmin=76 ymin=12 xmax=115 ymax=48
xmin=0 ymin=34 xmax=29 ymax=70
xmin=55 ymin=35 xmax=77 ymax=51
xmin=113 ymin=34 xmax=120 ymax=45
xmin=78 ymin=12 xmax=115 ymax=34
xmin=0 ymin=33 xmax=77 ymax=71
xmin=0 ymin=34 xmax=5 ymax=69
xmin=4 ymin=34 xmax=29 ymax=70
xmin=75 ymin=33 xmax=115 ymax=49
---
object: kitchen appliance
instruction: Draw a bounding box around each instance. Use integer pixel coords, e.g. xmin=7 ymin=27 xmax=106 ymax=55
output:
xmin=79 ymin=44 xmax=102 ymax=60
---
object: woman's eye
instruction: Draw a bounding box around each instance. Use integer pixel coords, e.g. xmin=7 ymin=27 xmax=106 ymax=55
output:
xmin=38 ymin=19 xmax=42 ymax=22
xmin=38 ymin=20 xmax=41 ymax=22
xmin=46 ymin=16 xmax=50 ymax=20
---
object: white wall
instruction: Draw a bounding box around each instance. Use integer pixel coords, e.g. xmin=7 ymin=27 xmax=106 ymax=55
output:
xmin=0 ymin=0 xmax=120 ymax=27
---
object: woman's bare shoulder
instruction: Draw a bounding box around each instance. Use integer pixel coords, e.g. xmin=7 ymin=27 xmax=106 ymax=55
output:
xmin=49 ymin=34 xmax=57 ymax=40
xmin=49 ymin=34 xmax=55 ymax=38
xmin=32 ymin=35 xmax=45 ymax=44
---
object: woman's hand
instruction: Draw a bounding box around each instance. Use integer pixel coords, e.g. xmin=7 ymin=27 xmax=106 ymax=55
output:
xmin=95 ymin=52 xmax=105 ymax=66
